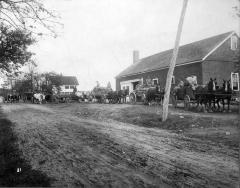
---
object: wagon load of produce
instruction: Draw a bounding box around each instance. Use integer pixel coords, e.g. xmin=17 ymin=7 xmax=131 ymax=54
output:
xmin=129 ymin=80 xmax=163 ymax=104
xmin=91 ymin=85 xmax=112 ymax=103
xmin=174 ymin=76 xmax=197 ymax=100
xmin=92 ymin=86 xmax=112 ymax=96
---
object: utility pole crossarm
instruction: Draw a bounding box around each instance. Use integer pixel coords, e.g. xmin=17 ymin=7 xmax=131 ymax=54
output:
xmin=162 ymin=0 xmax=188 ymax=122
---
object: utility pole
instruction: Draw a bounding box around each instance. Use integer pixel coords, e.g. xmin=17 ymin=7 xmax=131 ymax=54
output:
xmin=238 ymin=2 xmax=240 ymax=188
xmin=162 ymin=0 xmax=188 ymax=121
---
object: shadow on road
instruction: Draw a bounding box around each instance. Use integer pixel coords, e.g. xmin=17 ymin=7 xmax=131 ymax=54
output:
xmin=0 ymin=106 xmax=53 ymax=187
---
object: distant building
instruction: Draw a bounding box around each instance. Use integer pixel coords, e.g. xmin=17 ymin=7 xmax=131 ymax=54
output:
xmin=116 ymin=31 xmax=239 ymax=92
xmin=58 ymin=76 xmax=79 ymax=95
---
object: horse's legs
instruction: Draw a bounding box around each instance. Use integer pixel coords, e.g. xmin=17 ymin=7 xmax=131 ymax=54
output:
xmin=202 ymin=99 xmax=207 ymax=113
xmin=227 ymin=98 xmax=231 ymax=112
xmin=212 ymin=97 xmax=216 ymax=110
xmin=203 ymin=97 xmax=208 ymax=112
xmin=207 ymin=98 xmax=212 ymax=112
xmin=222 ymin=99 xmax=225 ymax=112
xmin=215 ymin=98 xmax=220 ymax=111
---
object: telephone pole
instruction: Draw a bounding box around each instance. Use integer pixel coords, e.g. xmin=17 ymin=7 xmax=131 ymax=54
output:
xmin=162 ymin=0 xmax=188 ymax=121
xmin=238 ymin=0 xmax=240 ymax=187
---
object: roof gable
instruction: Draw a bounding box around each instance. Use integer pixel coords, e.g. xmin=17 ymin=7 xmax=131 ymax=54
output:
xmin=116 ymin=31 xmax=235 ymax=78
xmin=204 ymin=33 xmax=239 ymax=61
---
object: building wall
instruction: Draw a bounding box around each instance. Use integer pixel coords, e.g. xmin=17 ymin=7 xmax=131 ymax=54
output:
xmin=202 ymin=60 xmax=235 ymax=85
xmin=202 ymin=34 xmax=238 ymax=86
xmin=206 ymin=34 xmax=239 ymax=62
xmin=116 ymin=62 xmax=203 ymax=91
xmin=60 ymin=85 xmax=76 ymax=95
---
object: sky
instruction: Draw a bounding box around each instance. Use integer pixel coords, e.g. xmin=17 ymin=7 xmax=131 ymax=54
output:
xmin=29 ymin=0 xmax=239 ymax=91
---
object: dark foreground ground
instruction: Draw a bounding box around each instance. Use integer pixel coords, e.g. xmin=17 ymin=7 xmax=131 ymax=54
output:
xmin=0 ymin=103 xmax=239 ymax=188
xmin=0 ymin=108 xmax=52 ymax=187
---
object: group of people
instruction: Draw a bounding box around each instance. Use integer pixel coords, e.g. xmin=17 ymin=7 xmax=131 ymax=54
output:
xmin=5 ymin=94 xmax=21 ymax=103
xmin=3 ymin=92 xmax=46 ymax=104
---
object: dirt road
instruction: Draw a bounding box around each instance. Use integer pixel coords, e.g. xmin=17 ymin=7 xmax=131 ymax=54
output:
xmin=1 ymin=103 xmax=239 ymax=188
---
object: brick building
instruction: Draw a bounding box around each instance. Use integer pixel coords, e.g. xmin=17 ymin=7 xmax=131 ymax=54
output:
xmin=116 ymin=31 xmax=239 ymax=92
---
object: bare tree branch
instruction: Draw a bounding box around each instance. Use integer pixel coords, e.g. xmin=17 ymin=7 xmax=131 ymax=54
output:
xmin=0 ymin=0 xmax=62 ymax=37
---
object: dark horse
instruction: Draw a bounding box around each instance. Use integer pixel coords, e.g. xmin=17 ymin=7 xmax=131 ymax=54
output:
xmin=117 ymin=89 xmax=129 ymax=103
xmin=191 ymin=78 xmax=217 ymax=112
xmin=194 ymin=85 xmax=209 ymax=112
xmin=200 ymin=78 xmax=232 ymax=112
xmin=215 ymin=80 xmax=232 ymax=112
xmin=106 ymin=91 xmax=119 ymax=103
xmin=145 ymin=85 xmax=164 ymax=105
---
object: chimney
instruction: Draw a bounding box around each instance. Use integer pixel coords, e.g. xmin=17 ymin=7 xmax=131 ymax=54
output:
xmin=133 ymin=50 xmax=139 ymax=64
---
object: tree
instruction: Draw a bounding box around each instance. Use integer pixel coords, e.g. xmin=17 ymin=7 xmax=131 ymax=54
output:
xmin=0 ymin=25 xmax=35 ymax=74
xmin=0 ymin=0 xmax=61 ymax=83
xmin=0 ymin=0 xmax=61 ymax=37
xmin=96 ymin=81 xmax=100 ymax=87
xmin=107 ymin=81 xmax=112 ymax=90
xmin=41 ymin=72 xmax=62 ymax=94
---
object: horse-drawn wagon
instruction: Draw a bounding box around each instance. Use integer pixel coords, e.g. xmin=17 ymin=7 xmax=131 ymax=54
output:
xmin=172 ymin=78 xmax=237 ymax=112
xmin=91 ymin=86 xmax=112 ymax=103
xmin=129 ymin=82 xmax=164 ymax=105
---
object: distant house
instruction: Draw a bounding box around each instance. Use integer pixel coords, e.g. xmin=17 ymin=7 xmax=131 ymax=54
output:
xmin=116 ymin=31 xmax=239 ymax=92
xmin=50 ymin=76 xmax=79 ymax=95
xmin=60 ymin=76 xmax=79 ymax=95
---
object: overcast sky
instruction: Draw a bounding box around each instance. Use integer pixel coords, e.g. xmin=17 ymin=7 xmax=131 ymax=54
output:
xmin=30 ymin=0 xmax=239 ymax=91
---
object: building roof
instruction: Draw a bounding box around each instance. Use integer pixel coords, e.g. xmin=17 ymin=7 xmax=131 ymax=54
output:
xmin=116 ymin=31 xmax=235 ymax=78
xmin=50 ymin=76 xmax=79 ymax=85
xmin=61 ymin=76 xmax=79 ymax=85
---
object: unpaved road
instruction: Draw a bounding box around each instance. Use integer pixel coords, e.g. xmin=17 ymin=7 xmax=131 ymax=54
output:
xmin=1 ymin=103 xmax=239 ymax=188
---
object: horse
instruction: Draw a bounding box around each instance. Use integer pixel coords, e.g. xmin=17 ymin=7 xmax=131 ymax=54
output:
xmin=206 ymin=78 xmax=218 ymax=111
xmin=174 ymin=79 xmax=211 ymax=112
xmin=117 ymin=89 xmax=129 ymax=103
xmin=215 ymin=80 xmax=232 ymax=112
xmin=33 ymin=93 xmax=45 ymax=104
xmin=145 ymin=85 xmax=164 ymax=105
xmin=106 ymin=91 xmax=119 ymax=104
xmin=194 ymin=85 xmax=210 ymax=112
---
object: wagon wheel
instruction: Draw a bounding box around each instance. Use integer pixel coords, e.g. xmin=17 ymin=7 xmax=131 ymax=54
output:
xmin=129 ymin=93 xmax=136 ymax=104
xmin=184 ymin=95 xmax=191 ymax=110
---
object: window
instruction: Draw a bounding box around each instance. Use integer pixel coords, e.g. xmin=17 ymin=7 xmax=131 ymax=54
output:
xmin=231 ymin=72 xmax=239 ymax=91
xmin=123 ymin=86 xmax=125 ymax=90
xmin=152 ymin=78 xmax=158 ymax=85
xmin=172 ymin=76 xmax=175 ymax=84
xmin=70 ymin=85 xmax=74 ymax=89
xmin=231 ymin=36 xmax=238 ymax=50
xmin=65 ymin=85 xmax=69 ymax=89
